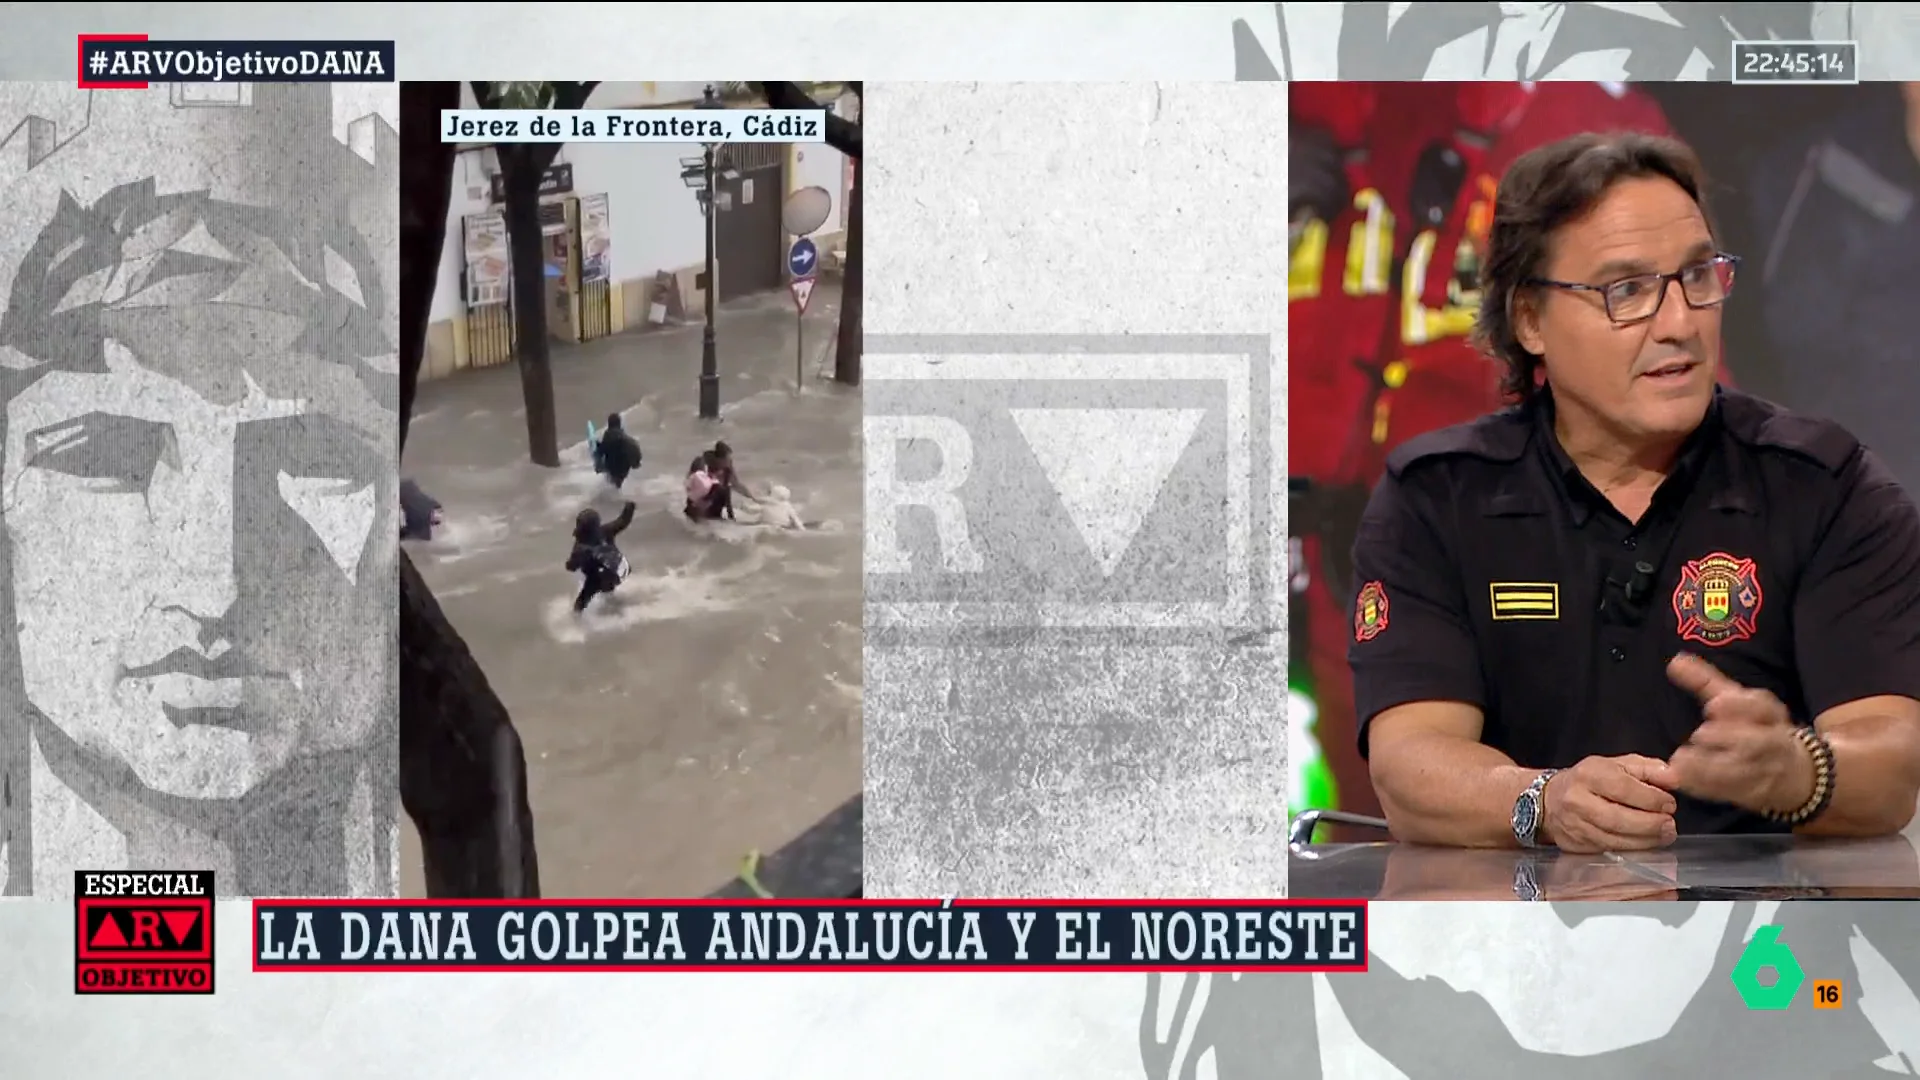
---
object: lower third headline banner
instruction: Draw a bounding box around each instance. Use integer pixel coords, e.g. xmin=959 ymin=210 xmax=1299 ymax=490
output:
xmin=252 ymin=900 xmax=1368 ymax=973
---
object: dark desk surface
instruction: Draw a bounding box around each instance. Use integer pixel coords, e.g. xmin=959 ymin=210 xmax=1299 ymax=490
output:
xmin=1289 ymin=834 xmax=1920 ymax=901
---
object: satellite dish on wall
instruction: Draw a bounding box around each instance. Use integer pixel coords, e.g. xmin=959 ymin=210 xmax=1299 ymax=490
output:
xmin=781 ymin=185 xmax=832 ymax=235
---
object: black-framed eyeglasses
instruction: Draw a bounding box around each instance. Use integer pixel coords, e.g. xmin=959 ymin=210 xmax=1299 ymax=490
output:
xmin=1525 ymin=254 xmax=1740 ymax=324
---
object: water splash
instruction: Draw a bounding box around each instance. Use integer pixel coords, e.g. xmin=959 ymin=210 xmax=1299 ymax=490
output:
xmin=409 ymin=512 xmax=510 ymax=563
xmin=539 ymin=543 xmax=779 ymax=644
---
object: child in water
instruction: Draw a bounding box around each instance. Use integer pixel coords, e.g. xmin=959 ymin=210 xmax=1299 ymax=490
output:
xmin=685 ymin=451 xmax=731 ymax=521
xmin=565 ymin=501 xmax=637 ymax=612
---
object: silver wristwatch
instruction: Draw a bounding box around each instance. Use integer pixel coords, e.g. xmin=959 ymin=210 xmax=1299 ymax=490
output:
xmin=1512 ymin=769 xmax=1558 ymax=849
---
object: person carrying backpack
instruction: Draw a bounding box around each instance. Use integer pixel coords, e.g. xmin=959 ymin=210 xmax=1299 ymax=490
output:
xmin=565 ymin=501 xmax=636 ymax=612
xmin=594 ymin=413 xmax=644 ymax=490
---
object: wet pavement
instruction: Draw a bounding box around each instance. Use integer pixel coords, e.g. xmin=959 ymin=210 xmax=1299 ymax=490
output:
xmin=399 ymin=283 xmax=862 ymax=897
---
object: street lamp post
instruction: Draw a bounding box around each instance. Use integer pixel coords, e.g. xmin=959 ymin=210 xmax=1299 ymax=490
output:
xmin=697 ymin=84 xmax=722 ymax=421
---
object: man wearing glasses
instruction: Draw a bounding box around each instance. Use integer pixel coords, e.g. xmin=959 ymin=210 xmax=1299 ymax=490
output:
xmin=1347 ymin=132 xmax=1920 ymax=855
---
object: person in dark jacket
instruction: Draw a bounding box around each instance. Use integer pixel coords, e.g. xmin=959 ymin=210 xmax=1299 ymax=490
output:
xmin=564 ymin=501 xmax=636 ymax=612
xmin=708 ymin=441 xmax=760 ymax=504
xmin=593 ymin=413 xmax=643 ymax=489
xmin=399 ymin=478 xmax=442 ymax=541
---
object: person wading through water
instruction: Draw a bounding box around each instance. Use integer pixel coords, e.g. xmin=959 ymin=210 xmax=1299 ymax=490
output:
xmin=709 ymin=441 xmax=762 ymax=506
xmin=685 ymin=440 xmax=764 ymax=521
xmin=399 ymin=478 xmax=442 ymax=541
xmin=685 ymin=451 xmax=730 ymax=521
xmin=592 ymin=413 xmax=643 ymax=490
xmin=565 ymin=501 xmax=637 ymax=612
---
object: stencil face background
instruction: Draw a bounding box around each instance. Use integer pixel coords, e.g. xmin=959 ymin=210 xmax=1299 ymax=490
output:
xmin=1236 ymin=3 xmax=1920 ymax=81
xmin=0 ymin=84 xmax=399 ymax=898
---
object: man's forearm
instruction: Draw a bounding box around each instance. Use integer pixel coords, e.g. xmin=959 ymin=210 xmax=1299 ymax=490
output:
xmin=1375 ymin=734 xmax=1545 ymax=848
xmin=1796 ymin=714 xmax=1920 ymax=837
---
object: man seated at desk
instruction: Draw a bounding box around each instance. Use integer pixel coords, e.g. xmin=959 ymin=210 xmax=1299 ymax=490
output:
xmin=1349 ymin=131 xmax=1920 ymax=854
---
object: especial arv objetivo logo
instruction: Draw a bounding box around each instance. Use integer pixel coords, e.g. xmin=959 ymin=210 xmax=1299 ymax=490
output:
xmin=74 ymin=870 xmax=215 ymax=995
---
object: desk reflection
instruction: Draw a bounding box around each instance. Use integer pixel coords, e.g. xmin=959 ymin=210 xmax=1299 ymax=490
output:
xmin=1289 ymin=834 xmax=1920 ymax=900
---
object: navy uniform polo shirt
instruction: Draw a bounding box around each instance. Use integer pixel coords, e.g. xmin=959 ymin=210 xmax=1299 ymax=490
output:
xmin=1347 ymin=386 xmax=1920 ymax=834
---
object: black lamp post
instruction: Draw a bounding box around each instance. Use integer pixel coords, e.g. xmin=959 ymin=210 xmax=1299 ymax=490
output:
xmin=697 ymin=84 xmax=723 ymax=421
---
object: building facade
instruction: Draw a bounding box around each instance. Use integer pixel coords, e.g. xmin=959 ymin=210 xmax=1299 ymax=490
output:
xmin=423 ymin=81 xmax=855 ymax=380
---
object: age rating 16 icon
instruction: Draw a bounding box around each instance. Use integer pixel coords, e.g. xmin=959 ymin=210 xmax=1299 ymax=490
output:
xmin=1731 ymin=925 xmax=1841 ymax=1011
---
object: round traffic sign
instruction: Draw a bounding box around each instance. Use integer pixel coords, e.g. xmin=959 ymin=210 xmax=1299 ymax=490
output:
xmin=781 ymin=185 xmax=833 ymax=235
xmin=787 ymin=237 xmax=819 ymax=278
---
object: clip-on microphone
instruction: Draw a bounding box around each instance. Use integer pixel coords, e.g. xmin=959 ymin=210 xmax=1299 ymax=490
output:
xmin=1605 ymin=560 xmax=1658 ymax=624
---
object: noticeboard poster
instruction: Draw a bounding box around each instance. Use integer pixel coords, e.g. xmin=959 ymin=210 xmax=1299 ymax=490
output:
xmin=581 ymin=193 xmax=611 ymax=283
xmin=463 ymin=211 xmax=509 ymax=306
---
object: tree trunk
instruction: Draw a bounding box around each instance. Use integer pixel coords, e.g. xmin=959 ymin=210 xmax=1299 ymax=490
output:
xmin=399 ymin=83 xmax=458 ymax=451
xmin=399 ymin=82 xmax=542 ymax=898
xmin=500 ymin=144 xmax=562 ymax=469
xmin=399 ymin=554 xmax=541 ymax=897
xmin=833 ymin=84 xmax=863 ymax=386
xmin=467 ymin=82 xmax=598 ymax=469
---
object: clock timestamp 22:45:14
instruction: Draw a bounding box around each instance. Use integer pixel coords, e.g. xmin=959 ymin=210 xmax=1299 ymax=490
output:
xmin=1731 ymin=41 xmax=1859 ymax=84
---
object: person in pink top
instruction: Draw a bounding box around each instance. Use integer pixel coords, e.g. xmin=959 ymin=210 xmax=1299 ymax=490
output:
xmin=685 ymin=451 xmax=725 ymax=521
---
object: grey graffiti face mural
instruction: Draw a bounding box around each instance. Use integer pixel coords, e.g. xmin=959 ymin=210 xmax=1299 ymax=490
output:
xmin=1236 ymin=3 xmax=1836 ymax=82
xmin=0 ymin=84 xmax=399 ymax=898
xmin=1208 ymin=4 xmax=1920 ymax=1078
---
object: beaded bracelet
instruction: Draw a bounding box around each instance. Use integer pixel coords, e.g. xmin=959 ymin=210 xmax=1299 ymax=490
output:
xmin=1764 ymin=725 xmax=1835 ymax=827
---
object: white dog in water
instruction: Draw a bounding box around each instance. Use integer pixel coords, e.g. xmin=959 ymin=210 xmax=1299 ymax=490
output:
xmin=737 ymin=484 xmax=804 ymax=530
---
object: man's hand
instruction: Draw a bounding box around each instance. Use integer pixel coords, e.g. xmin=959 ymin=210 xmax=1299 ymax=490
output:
xmin=1541 ymin=755 xmax=1680 ymax=854
xmin=1666 ymin=653 xmax=1816 ymax=815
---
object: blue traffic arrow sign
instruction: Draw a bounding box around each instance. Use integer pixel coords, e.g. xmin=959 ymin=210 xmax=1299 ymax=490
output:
xmin=787 ymin=237 xmax=818 ymax=278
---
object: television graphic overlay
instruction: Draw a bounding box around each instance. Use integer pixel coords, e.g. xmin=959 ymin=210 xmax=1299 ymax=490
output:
xmin=400 ymin=80 xmax=863 ymax=901
xmin=251 ymin=898 xmax=1368 ymax=973
xmin=74 ymin=871 xmax=215 ymax=995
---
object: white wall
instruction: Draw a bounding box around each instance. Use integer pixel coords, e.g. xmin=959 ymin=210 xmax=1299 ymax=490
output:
xmin=429 ymin=81 xmax=494 ymax=323
xmin=428 ymin=142 xmax=708 ymax=324
xmin=588 ymin=82 xmax=710 ymax=108
xmin=789 ymin=90 xmax=856 ymax=238
xmin=429 ymin=147 xmax=497 ymax=324
xmin=430 ymin=82 xmax=708 ymax=324
xmin=568 ymin=140 xmax=708 ymax=282
xmin=453 ymin=82 xmax=708 ymax=110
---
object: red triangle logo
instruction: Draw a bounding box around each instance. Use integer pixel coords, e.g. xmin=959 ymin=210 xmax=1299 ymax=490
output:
xmin=89 ymin=912 xmax=128 ymax=949
xmin=161 ymin=910 xmax=199 ymax=945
